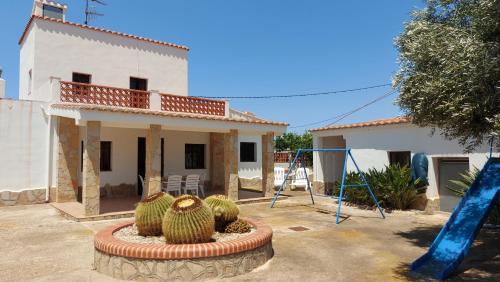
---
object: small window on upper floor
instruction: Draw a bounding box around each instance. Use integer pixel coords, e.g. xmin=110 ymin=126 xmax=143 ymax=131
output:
xmin=130 ymin=77 xmax=148 ymax=91
xmin=42 ymin=4 xmax=64 ymax=20
xmin=389 ymin=151 xmax=411 ymax=168
xmin=28 ymin=69 xmax=32 ymax=95
xmin=72 ymin=73 xmax=91 ymax=84
xmin=240 ymin=142 xmax=257 ymax=162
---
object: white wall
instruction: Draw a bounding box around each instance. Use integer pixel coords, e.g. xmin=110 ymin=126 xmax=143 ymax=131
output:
xmin=0 ymin=100 xmax=49 ymax=191
xmin=20 ymin=19 xmax=188 ymax=102
xmin=0 ymin=78 xmax=5 ymax=98
xmin=313 ymin=123 xmax=497 ymax=200
xmin=238 ymin=134 xmax=262 ymax=179
xmin=76 ymin=128 xmax=210 ymax=187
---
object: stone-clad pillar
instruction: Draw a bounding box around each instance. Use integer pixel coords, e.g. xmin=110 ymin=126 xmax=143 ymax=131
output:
xmin=224 ymin=130 xmax=239 ymax=200
xmin=145 ymin=124 xmax=162 ymax=196
xmin=262 ymin=132 xmax=275 ymax=197
xmin=210 ymin=133 xmax=225 ymax=192
xmin=56 ymin=117 xmax=79 ymax=202
xmin=83 ymin=121 xmax=101 ymax=216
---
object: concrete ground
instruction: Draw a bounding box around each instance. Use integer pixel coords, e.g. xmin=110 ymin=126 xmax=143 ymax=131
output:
xmin=0 ymin=195 xmax=498 ymax=282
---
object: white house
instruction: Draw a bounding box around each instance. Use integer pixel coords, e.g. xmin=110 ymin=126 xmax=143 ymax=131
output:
xmin=0 ymin=0 xmax=287 ymax=215
xmin=310 ymin=117 xmax=498 ymax=212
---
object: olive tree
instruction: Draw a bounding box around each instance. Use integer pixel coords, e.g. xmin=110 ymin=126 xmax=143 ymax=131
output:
xmin=394 ymin=0 xmax=500 ymax=151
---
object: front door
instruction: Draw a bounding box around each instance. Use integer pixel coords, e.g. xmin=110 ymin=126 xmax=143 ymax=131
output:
xmin=439 ymin=159 xmax=469 ymax=212
xmin=137 ymin=137 xmax=146 ymax=196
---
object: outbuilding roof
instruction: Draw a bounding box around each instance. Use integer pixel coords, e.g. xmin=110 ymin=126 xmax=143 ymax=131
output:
xmin=310 ymin=117 xmax=410 ymax=132
xmin=19 ymin=15 xmax=189 ymax=51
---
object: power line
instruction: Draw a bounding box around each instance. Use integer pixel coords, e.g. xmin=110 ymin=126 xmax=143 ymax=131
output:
xmin=195 ymin=83 xmax=391 ymax=99
xmin=289 ymin=89 xmax=397 ymax=129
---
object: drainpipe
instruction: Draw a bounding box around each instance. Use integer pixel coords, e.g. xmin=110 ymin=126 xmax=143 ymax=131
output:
xmin=41 ymin=105 xmax=54 ymax=202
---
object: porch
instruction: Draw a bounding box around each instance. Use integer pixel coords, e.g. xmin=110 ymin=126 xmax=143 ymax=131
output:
xmin=49 ymin=105 xmax=286 ymax=217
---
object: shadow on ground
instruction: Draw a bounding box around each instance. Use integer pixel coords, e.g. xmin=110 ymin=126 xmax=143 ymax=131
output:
xmin=393 ymin=226 xmax=500 ymax=281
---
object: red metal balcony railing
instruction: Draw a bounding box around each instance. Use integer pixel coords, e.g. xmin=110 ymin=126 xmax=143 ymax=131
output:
xmin=60 ymin=81 xmax=150 ymax=109
xmin=160 ymin=94 xmax=226 ymax=116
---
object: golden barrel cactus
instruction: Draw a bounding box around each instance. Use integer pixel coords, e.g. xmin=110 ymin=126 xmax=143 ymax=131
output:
xmin=162 ymin=195 xmax=215 ymax=244
xmin=135 ymin=192 xmax=174 ymax=236
xmin=204 ymin=194 xmax=239 ymax=232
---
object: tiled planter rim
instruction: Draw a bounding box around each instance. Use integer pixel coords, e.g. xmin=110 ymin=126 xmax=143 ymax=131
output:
xmin=94 ymin=217 xmax=273 ymax=260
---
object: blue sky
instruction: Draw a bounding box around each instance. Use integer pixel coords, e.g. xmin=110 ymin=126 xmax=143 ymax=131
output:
xmin=0 ymin=0 xmax=423 ymax=132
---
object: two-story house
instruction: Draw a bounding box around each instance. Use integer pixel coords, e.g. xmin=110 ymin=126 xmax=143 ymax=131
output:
xmin=0 ymin=0 xmax=287 ymax=217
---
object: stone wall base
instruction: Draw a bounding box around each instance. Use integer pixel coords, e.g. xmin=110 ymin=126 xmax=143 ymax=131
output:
xmin=0 ymin=188 xmax=46 ymax=206
xmin=312 ymin=181 xmax=336 ymax=195
xmin=239 ymin=177 xmax=262 ymax=191
xmin=94 ymin=242 xmax=273 ymax=281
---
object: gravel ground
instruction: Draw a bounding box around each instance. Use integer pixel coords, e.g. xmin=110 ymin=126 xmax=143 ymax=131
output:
xmin=113 ymin=224 xmax=256 ymax=244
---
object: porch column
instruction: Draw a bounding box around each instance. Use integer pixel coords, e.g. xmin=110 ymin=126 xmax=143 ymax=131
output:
xmin=56 ymin=117 xmax=79 ymax=202
xmin=82 ymin=121 xmax=101 ymax=216
xmin=262 ymin=132 xmax=275 ymax=197
xmin=224 ymin=129 xmax=239 ymax=200
xmin=210 ymin=133 xmax=225 ymax=192
xmin=145 ymin=124 xmax=162 ymax=196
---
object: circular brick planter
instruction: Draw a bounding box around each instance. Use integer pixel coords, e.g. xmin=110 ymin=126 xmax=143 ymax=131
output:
xmin=94 ymin=217 xmax=273 ymax=281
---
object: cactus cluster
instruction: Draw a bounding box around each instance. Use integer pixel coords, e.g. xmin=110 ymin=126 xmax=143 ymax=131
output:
xmin=204 ymin=194 xmax=239 ymax=232
xmin=162 ymin=195 xmax=215 ymax=244
xmin=225 ymin=219 xmax=251 ymax=233
xmin=135 ymin=192 xmax=175 ymax=236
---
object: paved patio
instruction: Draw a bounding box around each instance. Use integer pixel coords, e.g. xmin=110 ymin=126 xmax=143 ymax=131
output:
xmin=0 ymin=195 xmax=498 ymax=281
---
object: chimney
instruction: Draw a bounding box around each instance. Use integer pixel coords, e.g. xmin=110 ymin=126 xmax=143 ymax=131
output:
xmin=32 ymin=0 xmax=68 ymax=21
xmin=0 ymin=68 xmax=5 ymax=99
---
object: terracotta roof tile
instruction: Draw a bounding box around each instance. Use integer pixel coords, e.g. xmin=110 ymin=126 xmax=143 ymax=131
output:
xmin=19 ymin=15 xmax=189 ymax=51
xmin=310 ymin=117 xmax=410 ymax=132
xmin=50 ymin=103 xmax=289 ymax=126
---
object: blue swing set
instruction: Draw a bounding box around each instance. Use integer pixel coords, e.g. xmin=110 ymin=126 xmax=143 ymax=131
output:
xmin=270 ymin=148 xmax=385 ymax=224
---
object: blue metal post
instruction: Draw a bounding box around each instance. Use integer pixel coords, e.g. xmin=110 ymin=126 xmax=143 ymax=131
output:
xmin=335 ymin=149 xmax=349 ymax=224
xmin=348 ymin=150 xmax=385 ymax=219
xmin=302 ymin=152 xmax=315 ymax=205
xmin=270 ymin=150 xmax=301 ymax=208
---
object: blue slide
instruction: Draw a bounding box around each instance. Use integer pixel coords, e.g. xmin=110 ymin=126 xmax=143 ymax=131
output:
xmin=410 ymin=157 xmax=500 ymax=280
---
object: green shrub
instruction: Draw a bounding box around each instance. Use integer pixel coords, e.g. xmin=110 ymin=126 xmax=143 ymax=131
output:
xmin=332 ymin=164 xmax=424 ymax=210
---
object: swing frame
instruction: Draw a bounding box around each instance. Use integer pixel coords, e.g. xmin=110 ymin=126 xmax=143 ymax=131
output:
xmin=270 ymin=148 xmax=385 ymax=224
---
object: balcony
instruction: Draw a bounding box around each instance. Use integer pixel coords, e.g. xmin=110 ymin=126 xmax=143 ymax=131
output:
xmin=59 ymin=81 xmax=226 ymax=116
xmin=60 ymin=81 xmax=150 ymax=109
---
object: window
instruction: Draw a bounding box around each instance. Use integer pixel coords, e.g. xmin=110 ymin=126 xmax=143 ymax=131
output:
xmin=80 ymin=141 xmax=84 ymax=172
xmin=130 ymin=77 xmax=148 ymax=91
xmin=72 ymin=73 xmax=91 ymax=84
xmin=28 ymin=69 xmax=32 ymax=95
xmin=100 ymin=141 xmax=112 ymax=171
xmin=389 ymin=151 xmax=411 ymax=168
xmin=185 ymin=144 xmax=205 ymax=169
xmin=42 ymin=4 xmax=63 ymax=20
xmin=240 ymin=142 xmax=256 ymax=162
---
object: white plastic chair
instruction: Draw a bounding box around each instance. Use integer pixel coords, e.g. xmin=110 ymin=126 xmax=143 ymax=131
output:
xmin=184 ymin=174 xmax=201 ymax=196
xmin=291 ymin=167 xmax=311 ymax=190
xmin=274 ymin=167 xmax=285 ymax=188
xmin=164 ymin=175 xmax=182 ymax=196
xmin=138 ymin=175 xmax=146 ymax=199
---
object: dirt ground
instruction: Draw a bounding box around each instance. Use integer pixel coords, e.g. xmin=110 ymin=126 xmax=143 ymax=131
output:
xmin=0 ymin=195 xmax=498 ymax=281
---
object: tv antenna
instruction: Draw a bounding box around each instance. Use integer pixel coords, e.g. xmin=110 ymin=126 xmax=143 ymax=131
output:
xmin=85 ymin=0 xmax=106 ymax=25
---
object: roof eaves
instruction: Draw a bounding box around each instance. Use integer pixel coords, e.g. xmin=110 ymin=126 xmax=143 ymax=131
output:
xmin=19 ymin=15 xmax=190 ymax=51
